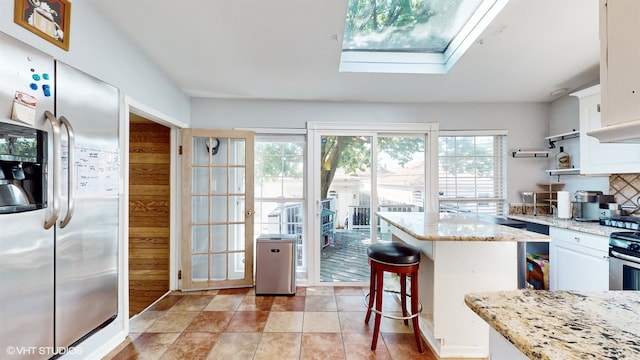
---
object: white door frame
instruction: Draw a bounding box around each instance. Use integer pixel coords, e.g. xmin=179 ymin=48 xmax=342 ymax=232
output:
xmin=120 ymin=96 xmax=186 ymax=335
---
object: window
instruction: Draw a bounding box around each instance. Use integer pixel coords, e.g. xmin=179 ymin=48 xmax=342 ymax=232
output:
xmin=438 ymin=133 xmax=506 ymax=215
xmin=253 ymin=134 xmax=306 ymax=268
xmin=340 ymin=0 xmax=510 ymax=74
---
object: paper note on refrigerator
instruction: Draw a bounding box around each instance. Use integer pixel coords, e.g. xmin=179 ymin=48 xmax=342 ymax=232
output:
xmin=62 ymin=143 xmax=120 ymax=195
xmin=10 ymin=91 xmax=37 ymax=126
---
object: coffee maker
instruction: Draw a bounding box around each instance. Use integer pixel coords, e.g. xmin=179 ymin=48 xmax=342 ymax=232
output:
xmin=573 ymin=190 xmax=606 ymax=221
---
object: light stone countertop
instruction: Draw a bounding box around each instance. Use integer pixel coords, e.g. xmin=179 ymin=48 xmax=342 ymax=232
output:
xmin=377 ymin=212 xmax=550 ymax=242
xmin=508 ymin=214 xmax=623 ymax=237
xmin=465 ymin=290 xmax=640 ymax=360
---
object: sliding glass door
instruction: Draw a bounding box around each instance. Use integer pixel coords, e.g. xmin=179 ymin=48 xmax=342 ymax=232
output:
xmin=308 ymin=123 xmax=436 ymax=285
xmin=376 ymin=135 xmax=426 ymax=241
xmin=318 ymin=134 xmax=373 ymax=283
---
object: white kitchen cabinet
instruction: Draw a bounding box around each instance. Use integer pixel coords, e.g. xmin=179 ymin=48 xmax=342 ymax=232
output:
xmin=572 ymin=85 xmax=640 ymax=174
xmin=599 ymin=0 xmax=640 ymax=127
xmin=549 ymin=227 xmax=609 ymax=291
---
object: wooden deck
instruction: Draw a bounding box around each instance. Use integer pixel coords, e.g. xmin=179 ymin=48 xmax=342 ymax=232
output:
xmin=320 ymin=229 xmax=372 ymax=282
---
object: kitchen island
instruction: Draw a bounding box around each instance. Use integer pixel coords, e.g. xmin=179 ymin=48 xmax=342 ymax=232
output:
xmin=377 ymin=212 xmax=550 ymax=358
xmin=464 ymin=290 xmax=640 ymax=360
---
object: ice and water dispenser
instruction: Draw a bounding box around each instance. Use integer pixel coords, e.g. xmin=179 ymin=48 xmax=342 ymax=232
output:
xmin=0 ymin=122 xmax=46 ymax=213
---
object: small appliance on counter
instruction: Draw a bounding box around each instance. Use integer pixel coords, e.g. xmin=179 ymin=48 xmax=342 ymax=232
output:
xmin=573 ymin=190 xmax=614 ymax=222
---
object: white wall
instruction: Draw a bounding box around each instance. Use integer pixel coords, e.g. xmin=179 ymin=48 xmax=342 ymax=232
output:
xmin=0 ymin=0 xmax=190 ymax=123
xmin=191 ymin=98 xmax=552 ymax=203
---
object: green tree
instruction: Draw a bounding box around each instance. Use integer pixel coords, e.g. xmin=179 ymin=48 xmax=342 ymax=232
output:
xmin=255 ymin=142 xmax=304 ymax=183
xmin=343 ymin=0 xmax=438 ymax=50
xmin=438 ymin=136 xmax=495 ymax=178
xmin=321 ymin=136 xmax=423 ymax=199
xmin=255 ymin=135 xmax=496 ymax=200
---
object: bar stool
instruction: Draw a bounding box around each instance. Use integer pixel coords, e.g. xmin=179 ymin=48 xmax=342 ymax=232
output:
xmin=364 ymin=242 xmax=423 ymax=353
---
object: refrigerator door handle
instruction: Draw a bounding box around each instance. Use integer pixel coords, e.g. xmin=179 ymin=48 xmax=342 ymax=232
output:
xmin=44 ymin=110 xmax=60 ymax=229
xmin=59 ymin=116 xmax=75 ymax=228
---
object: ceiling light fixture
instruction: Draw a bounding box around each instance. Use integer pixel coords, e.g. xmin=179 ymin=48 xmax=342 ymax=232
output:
xmin=550 ymin=88 xmax=569 ymax=97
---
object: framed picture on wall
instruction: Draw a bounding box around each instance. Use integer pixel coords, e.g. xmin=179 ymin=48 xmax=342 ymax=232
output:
xmin=14 ymin=0 xmax=71 ymax=51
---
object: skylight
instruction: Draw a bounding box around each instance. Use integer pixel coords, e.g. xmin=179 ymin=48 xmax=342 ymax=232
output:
xmin=340 ymin=0 xmax=510 ymax=74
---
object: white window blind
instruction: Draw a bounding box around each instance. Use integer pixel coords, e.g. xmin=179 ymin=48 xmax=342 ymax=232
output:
xmin=438 ymin=134 xmax=507 ymax=216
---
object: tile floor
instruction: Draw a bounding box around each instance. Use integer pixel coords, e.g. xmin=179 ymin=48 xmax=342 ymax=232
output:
xmin=103 ymin=286 xmax=436 ymax=360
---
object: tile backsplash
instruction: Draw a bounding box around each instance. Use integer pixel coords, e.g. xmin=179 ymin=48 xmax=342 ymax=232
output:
xmin=609 ymin=173 xmax=640 ymax=207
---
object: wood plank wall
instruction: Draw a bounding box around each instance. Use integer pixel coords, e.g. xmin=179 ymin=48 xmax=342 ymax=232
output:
xmin=129 ymin=115 xmax=171 ymax=317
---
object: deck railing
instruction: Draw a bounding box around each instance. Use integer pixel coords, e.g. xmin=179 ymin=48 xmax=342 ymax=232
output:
xmin=346 ymin=204 xmax=422 ymax=230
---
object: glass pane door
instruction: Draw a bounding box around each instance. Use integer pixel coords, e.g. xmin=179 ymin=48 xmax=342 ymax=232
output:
xmin=181 ymin=129 xmax=255 ymax=290
xmin=319 ymin=135 xmax=372 ymax=283
xmin=253 ymin=137 xmax=305 ymax=274
xmin=309 ymin=123 xmax=435 ymax=286
xmin=377 ymin=135 xmax=425 ymax=241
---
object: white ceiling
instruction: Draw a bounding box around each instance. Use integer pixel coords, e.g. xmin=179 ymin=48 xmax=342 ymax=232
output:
xmin=94 ymin=0 xmax=600 ymax=103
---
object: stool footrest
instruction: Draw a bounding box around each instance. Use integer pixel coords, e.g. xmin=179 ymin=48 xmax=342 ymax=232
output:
xmin=364 ymin=290 xmax=423 ymax=320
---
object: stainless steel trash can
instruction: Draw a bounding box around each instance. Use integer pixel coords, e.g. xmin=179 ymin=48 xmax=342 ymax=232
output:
xmin=255 ymin=234 xmax=297 ymax=295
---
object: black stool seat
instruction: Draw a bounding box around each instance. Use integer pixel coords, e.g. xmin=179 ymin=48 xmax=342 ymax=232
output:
xmin=367 ymin=242 xmax=420 ymax=265
xmin=365 ymin=241 xmax=423 ymax=353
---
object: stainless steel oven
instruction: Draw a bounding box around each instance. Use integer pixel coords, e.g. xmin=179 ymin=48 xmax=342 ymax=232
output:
xmin=609 ymin=232 xmax=640 ymax=290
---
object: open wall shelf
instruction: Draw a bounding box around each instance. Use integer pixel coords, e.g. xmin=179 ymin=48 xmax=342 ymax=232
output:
xmin=545 ymin=130 xmax=579 ymax=149
xmin=546 ymin=168 xmax=580 ymax=175
xmin=511 ymin=150 xmax=550 ymax=158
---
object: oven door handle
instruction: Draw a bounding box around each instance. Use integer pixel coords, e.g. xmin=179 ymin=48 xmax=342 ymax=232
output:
xmin=610 ymin=250 xmax=640 ymax=265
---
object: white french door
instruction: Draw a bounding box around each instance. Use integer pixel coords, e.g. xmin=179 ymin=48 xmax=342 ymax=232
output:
xmin=180 ymin=129 xmax=255 ymax=290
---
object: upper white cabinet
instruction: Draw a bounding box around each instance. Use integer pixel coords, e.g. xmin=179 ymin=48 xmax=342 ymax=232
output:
xmin=572 ymin=85 xmax=640 ymax=174
xmin=599 ymin=0 xmax=640 ymax=128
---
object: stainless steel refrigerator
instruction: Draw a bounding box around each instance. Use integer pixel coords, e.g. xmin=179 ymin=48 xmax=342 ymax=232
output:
xmin=0 ymin=32 xmax=119 ymax=359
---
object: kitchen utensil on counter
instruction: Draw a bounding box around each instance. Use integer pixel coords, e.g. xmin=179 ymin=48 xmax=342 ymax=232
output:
xmin=619 ymin=196 xmax=640 ymax=216
xmin=521 ymin=191 xmax=534 ymax=214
